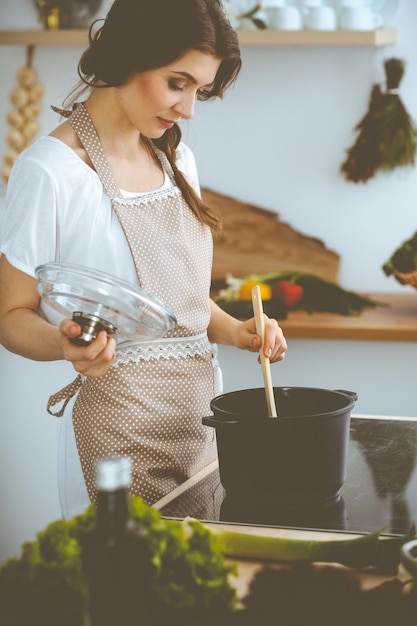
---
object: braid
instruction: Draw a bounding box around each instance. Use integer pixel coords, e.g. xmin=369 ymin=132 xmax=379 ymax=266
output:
xmin=152 ymin=128 xmax=222 ymax=232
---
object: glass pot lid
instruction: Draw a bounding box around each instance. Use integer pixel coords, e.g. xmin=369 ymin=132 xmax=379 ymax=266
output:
xmin=35 ymin=262 xmax=177 ymax=344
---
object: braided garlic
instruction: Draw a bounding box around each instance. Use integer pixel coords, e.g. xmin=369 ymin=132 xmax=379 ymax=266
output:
xmin=2 ymin=45 xmax=44 ymax=182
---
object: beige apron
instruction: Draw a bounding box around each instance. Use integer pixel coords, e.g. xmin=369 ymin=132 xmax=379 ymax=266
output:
xmin=48 ymin=103 xmax=222 ymax=515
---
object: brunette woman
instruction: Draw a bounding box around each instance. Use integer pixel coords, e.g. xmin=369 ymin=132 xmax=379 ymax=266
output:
xmin=0 ymin=0 xmax=287 ymax=518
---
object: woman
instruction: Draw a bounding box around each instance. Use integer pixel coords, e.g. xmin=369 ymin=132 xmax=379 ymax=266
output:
xmin=0 ymin=0 xmax=287 ymax=518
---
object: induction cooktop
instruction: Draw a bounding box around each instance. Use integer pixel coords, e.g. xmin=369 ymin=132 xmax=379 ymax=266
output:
xmin=157 ymin=416 xmax=417 ymax=536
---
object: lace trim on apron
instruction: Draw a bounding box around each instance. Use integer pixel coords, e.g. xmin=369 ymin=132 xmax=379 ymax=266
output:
xmin=113 ymin=188 xmax=179 ymax=207
xmin=46 ymin=336 xmax=218 ymax=417
xmin=114 ymin=333 xmax=215 ymax=367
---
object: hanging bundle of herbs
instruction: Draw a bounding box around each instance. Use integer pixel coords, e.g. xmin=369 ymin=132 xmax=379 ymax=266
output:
xmin=382 ymin=230 xmax=417 ymax=289
xmin=341 ymin=58 xmax=417 ymax=183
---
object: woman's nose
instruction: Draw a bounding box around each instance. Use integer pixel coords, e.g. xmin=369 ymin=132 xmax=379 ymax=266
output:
xmin=175 ymin=93 xmax=196 ymax=120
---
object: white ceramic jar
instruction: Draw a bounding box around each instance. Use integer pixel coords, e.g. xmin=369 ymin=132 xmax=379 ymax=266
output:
xmin=339 ymin=5 xmax=383 ymax=29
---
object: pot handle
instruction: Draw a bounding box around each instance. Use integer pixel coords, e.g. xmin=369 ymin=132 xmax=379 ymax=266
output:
xmin=401 ymin=539 xmax=417 ymax=578
xmin=334 ymin=389 xmax=358 ymax=402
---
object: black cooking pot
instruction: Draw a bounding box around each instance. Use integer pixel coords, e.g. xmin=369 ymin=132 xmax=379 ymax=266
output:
xmin=202 ymin=387 xmax=357 ymax=507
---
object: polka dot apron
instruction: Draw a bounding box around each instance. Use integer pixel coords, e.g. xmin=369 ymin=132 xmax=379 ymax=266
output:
xmin=47 ymin=103 xmax=222 ymax=514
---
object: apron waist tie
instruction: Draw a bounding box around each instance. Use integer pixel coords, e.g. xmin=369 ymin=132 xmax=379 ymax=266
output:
xmin=47 ymin=374 xmax=83 ymax=417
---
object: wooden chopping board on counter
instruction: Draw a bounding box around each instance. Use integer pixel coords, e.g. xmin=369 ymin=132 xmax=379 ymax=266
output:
xmin=202 ymin=522 xmax=405 ymax=601
xmin=202 ymin=188 xmax=340 ymax=286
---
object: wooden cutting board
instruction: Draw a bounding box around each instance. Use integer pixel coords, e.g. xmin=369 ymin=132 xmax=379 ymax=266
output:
xmin=202 ymin=522 xmax=401 ymax=601
xmin=202 ymin=188 xmax=340 ymax=285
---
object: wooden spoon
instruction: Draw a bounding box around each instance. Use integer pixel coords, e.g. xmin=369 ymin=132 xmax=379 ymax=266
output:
xmin=251 ymin=285 xmax=278 ymax=417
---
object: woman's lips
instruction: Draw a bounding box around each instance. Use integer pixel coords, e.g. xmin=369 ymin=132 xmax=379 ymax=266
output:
xmin=158 ymin=117 xmax=176 ymax=129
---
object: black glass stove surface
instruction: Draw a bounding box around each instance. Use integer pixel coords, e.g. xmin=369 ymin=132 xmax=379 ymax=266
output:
xmin=159 ymin=417 xmax=417 ymax=535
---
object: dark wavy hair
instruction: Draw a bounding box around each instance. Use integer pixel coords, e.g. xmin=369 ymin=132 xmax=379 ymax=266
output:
xmin=65 ymin=0 xmax=241 ymax=231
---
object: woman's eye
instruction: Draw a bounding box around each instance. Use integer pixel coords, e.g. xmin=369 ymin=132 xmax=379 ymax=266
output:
xmin=168 ymin=80 xmax=183 ymax=92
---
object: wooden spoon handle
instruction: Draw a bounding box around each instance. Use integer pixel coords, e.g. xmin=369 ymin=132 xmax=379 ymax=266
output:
xmin=251 ymin=285 xmax=277 ymax=417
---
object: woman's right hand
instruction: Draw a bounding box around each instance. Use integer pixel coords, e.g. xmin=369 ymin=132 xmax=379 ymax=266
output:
xmin=60 ymin=318 xmax=116 ymax=379
xmin=0 ymin=257 xmax=115 ymax=377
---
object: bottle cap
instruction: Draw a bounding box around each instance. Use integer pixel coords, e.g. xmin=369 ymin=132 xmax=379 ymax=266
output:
xmin=96 ymin=457 xmax=132 ymax=491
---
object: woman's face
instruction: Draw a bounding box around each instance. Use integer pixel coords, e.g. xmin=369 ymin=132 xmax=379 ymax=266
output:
xmin=116 ymin=49 xmax=222 ymax=138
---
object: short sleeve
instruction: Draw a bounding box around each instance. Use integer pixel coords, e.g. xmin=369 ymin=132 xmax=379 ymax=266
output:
xmin=0 ymin=151 xmax=59 ymax=277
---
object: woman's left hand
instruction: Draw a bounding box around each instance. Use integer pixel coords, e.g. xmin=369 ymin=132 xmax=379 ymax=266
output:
xmin=208 ymin=300 xmax=287 ymax=363
xmin=235 ymin=315 xmax=287 ymax=363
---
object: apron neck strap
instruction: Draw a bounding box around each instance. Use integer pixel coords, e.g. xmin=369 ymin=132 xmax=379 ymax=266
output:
xmin=68 ymin=102 xmax=123 ymax=200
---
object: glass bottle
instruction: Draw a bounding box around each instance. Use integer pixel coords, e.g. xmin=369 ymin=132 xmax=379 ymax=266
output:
xmin=82 ymin=457 xmax=149 ymax=626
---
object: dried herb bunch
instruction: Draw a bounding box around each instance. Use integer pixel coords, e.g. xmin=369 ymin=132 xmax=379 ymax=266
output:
xmin=341 ymin=58 xmax=417 ymax=183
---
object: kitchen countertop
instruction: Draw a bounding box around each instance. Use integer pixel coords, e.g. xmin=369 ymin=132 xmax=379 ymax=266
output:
xmin=278 ymin=292 xmax=417 ymax=342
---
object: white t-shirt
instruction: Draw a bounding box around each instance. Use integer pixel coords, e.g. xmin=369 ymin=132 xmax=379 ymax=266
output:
xmin=0 ymin=135 xmax=200 ymax=284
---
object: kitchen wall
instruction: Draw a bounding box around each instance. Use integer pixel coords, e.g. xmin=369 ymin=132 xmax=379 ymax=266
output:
xmin=0 ymin=0 xmax=416 ymax=565
xmin=1 ymin=1 xmax=416 ymax=292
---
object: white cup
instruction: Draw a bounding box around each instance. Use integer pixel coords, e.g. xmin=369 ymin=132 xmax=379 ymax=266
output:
xmin=263 ymin=0 xmax=287 ymax=6
xmin=264 ymin=0 xmax=287 ymax=27
xmin=339 ymin=6 xmax=383 ymax=30
xmin=306 ymin=5 xmax=337 ymax=30
xmin=299 ymin=0 xmax=324 ymax=7
xmin=339 ymin=0 xmax=367 ymax=7
xmin=269 ymin=6 xmax=303 ymax=30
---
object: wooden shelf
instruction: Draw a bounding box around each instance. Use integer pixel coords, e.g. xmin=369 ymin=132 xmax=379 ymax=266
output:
xmin=0 ymin=28 xmax=89 ymax=46
xmin=238 ymin=27 xmax=397 ymax=47
xmin=279 ymin=292 xmax=417 ymax=343
xmin=0 ymin=27 xmax=397 ymax=47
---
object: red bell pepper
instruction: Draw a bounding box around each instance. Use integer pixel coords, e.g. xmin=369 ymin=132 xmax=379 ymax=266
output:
xmin=273 ymin=280 xmax=304 ymax=307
